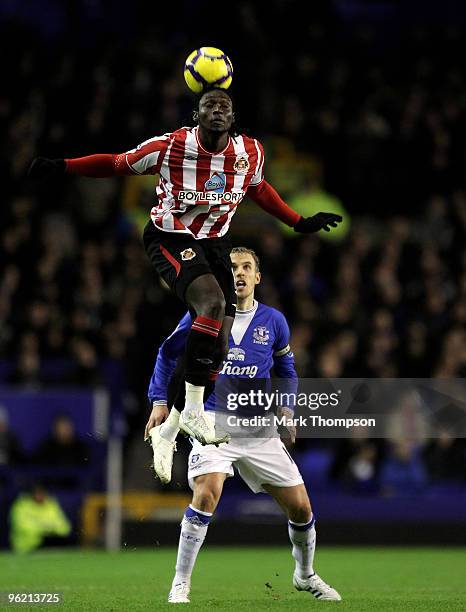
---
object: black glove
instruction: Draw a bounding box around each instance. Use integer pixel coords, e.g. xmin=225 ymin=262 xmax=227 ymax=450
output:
xmin=294 ymin=212 xmax=343 ymax=233
xmin=27 ymin=157 xmax=66 ymax=180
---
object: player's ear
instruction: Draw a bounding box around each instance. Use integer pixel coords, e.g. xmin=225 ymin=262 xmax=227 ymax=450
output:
xmin=192 ymin=110 xmax=199 ymax=123
xmin=255 ymin=271 xmax=261 ymax=285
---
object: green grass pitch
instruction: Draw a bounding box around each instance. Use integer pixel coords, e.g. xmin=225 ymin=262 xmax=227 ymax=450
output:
xmin=1 ymin=547 xmax=465 ymax=611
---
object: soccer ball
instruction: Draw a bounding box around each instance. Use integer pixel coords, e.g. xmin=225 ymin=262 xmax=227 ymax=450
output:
xmin=184 ymin=47 xmax=233 ymax=93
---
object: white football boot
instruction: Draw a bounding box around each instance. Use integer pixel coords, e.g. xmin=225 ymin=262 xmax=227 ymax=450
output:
xmin=178 ymin=410 xmax=230 ymax=446
xmin=168 ymin=581 xmax=190 ymax=603
xmin=147 ymin=425 xmax=176 ymax=484
xmin=293 ymin=572 xmax=342 ymax=601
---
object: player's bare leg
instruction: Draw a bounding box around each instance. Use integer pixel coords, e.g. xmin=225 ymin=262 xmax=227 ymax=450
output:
xmin=169 ymin=473 xmax=226 ymax=603
xmin=179 ymin=277 xmax=231 ymax=445
xmin=264 ymin=483 xmax=342 ymax=601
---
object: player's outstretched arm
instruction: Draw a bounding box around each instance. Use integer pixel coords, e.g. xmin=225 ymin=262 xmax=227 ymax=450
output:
xmin=247 ymin=180 xmax=301 ymax=226
xmin=247 ymin=180 xmax=342 ymax=233
xmin=27 ymin=154 xmax=134 ymax=179
xmin=29 ymin=132 xmax=171 ymax=180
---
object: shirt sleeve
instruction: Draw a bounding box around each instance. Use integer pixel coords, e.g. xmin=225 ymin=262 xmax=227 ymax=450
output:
xmin=147 ymin=312 xmax=192 ymax=404
xmin=65 ymin=154 xmax=133 ymax=177
xmin=64 ymin=134 xmax=170 ymax=177
xmin=249 ymin=139 xmax=265 ymax=187
xmin=273 ymin=312 xmax=298 ymax=409
xmin=125 ymin=133 xmax=171 ymax=175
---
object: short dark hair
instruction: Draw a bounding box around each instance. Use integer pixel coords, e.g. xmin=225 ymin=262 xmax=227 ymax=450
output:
xmin=197 ymin=86 xmax=234 ymax=107
xmin=230 ymin=246 xmax=260 ymax=271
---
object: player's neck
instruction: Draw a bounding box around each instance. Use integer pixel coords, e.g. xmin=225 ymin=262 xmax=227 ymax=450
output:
xmin=237 ymin=295 xmax=255 ymax=312
xmin=198 ymin=127 xmax=229 ymax=153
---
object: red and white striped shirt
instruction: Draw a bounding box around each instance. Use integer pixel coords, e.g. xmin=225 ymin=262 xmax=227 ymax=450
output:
xmin=123 ymin=127 xmax=265 ymax=239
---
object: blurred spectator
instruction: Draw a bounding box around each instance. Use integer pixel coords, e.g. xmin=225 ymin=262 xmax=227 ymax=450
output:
xmin=8 ymin=332 xmax=42 ymax=387
xmin=330 ymin=434 xmax=386 ymax=493
xmin=345 ymin=443 xmax=379 ymax=494
xmin=62 ymin=338 xmax=102 ymax=387
xmin=34 ymin=415 xmax=89 ymax=465
xmin=380 ymin=441 xmax=427 ymax=496
xmin=385 ymin=390 xmax=430 ymax=449
xmin=433 ymin=327 xmax=466 ymax=377
xmin=423 ymin=431 xmax=466 ymax=483
xmin=0 ymin=406 xmax=23 ymax=465
xmin=9 ymin=484 xmax=71 ymax=553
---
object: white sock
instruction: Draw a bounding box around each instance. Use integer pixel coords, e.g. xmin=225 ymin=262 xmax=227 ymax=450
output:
xmin=288 ymin=515 xmax=316 ymax=579
xmin=183 ymin=382 xmax=205 ymax=415
xmin=173 ymin=505 xmax=212 ymax=585
xmin=159 ymin=408 xmax=180 ymax=443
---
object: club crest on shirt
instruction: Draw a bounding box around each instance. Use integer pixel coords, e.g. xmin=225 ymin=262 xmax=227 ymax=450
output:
xmin=205 ymin=171 xmax=226 ymax=193
xmin=181 ymin=248 xmax=196 ymax=261
xmin=234 ymin=154 xmax=249 ymax=174
xmin=253 ymin=325 xmax=269 ymax=345
xmin=227 ymin=347 xmax=246 ymax=361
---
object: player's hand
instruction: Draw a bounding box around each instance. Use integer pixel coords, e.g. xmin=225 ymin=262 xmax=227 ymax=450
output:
xmin=144 ymin=403 xmax=169 ymax=441
xmin=294 ymin=213 xmax=343 ymax=233
xmin=27 ymin=157 xmax=66 ymax=180
xmin=276 ymin=407 xmax=296 ymax=448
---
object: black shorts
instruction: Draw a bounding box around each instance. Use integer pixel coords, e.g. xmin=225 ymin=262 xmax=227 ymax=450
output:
xmin=143 ymin=221 xmax=236 ymax=317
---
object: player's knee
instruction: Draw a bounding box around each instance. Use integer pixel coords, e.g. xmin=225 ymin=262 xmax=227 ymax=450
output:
xmin=288 ymin=500 xmax=312 ymax=524
xmin=193 ymin=486 xmax=221 ymax=513
xmin=198 ymin=292 xmax=226 ymax=321
xmin=186 ymin=276 xmax=226 ymax=320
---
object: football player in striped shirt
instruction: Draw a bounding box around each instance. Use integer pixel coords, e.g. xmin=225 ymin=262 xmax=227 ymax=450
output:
xmin=28 ymin=88 xmax=342 ymax=446
xmin=145 ymin=247 xmax=341 ymax=603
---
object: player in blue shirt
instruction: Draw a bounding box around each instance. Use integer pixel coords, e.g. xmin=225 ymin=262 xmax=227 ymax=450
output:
xmin=145 ymin=247 xmax=341 ymax=603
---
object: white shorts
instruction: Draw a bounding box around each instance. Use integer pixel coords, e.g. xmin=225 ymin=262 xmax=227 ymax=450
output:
xmin=187 ymin=436 xmax=304 ymax=494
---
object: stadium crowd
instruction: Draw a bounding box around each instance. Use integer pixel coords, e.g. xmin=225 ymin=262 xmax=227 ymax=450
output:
xmin=0 ymin=2 xmax=465 ymax=493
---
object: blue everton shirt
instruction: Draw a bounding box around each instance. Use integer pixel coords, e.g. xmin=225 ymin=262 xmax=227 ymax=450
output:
xmin=148 ymin=300 xmax=297 ymax=411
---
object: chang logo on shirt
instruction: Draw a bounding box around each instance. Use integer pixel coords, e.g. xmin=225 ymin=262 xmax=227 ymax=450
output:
xmin=227 ymin=347 xmax=245 ymax=361
xmin=253 ymin=325 xmax=270 ymax=345
xmin=220 ymin=362 xmax=258 ymax=378
xmin=205 ymin=172 xmax=226 ymax=193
